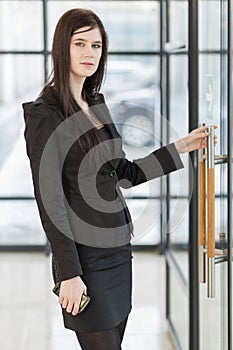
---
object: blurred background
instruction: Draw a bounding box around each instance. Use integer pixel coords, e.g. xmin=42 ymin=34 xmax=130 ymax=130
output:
xmin=0 ymin=1 xmax=232 ymax=350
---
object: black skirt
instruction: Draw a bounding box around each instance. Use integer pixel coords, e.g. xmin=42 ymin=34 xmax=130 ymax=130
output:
xmin=52 ymin=243 xmax=133 ymax=333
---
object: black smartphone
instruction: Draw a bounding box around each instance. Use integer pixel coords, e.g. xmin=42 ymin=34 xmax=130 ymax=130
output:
xmin=52 ymin=282 xmax=91 ymax=314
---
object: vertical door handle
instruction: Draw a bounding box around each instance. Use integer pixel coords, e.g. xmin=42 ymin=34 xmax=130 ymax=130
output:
xmin=198 ymin=123 xmax=206 ymax=283
xmin=207 ymin=126 xmax=215 ymax=298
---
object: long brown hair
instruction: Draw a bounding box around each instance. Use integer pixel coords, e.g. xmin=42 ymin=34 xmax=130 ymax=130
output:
xmin=40 ymin=9 xmax=110 ymax=167
xmin=41 ymin=8 xmax=108 ymax=117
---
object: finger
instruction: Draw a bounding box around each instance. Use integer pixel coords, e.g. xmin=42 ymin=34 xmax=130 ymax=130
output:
xmin=198 ymin=131 xmax=217 ymax=142
xmin=66 ymin=300 xmax=74 ymax=313
xmin=191 ymin=127 xmax=208 ymax=135
xmin=196 ymin=132 xmax=209 ymax=139
xmin=194 ymin=125 xmax=217 ymax=134
xmin=61 ymin=298 xmax=68 ymax=309
xmin=72 ymin=301 xmax=80 ymax=316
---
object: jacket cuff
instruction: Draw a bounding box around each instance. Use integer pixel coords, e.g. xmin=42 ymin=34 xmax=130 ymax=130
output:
xmin=151 ymin=142 xmax=184 ymax=174
xmin=52 ymin=247 xmax=83 ymax=282
xmin=58 ymin=264 xmax=83 ymax=282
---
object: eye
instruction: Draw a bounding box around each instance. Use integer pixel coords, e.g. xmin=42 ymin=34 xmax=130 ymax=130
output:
xmin=92 ymin=44 xmax=102 ymax=49
xmin=75 ymin=42 xmax=84 ymax=47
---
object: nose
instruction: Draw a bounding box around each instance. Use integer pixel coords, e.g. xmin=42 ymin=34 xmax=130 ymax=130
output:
xmin=84 ymin=44 xmax=94 ymax=57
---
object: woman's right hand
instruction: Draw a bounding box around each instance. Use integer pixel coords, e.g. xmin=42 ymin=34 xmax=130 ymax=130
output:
xmin=59 ymin=276 xmax=87 ymax=316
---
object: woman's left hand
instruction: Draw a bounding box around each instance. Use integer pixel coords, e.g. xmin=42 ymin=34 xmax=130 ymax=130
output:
xmin=174 ymin=125 xmax=217 ymax=154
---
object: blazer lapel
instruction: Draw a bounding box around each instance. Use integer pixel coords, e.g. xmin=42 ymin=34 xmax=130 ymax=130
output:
xmin=86 ymin=94 xmax=120 ymax=139
xmin=86 ymin=94 xmax=123 ymax=171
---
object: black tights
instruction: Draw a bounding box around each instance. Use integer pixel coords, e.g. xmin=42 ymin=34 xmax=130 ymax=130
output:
xmin=75 ymin=317 xmax=128 ymax=350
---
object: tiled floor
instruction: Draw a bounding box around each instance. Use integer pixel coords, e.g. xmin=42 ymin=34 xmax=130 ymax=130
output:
xmin=0 ymin=250 xmax=175 ymax=350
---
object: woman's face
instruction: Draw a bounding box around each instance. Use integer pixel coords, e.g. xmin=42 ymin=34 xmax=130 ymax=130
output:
xmin=69 ymin=26 xmax=102 ymax=82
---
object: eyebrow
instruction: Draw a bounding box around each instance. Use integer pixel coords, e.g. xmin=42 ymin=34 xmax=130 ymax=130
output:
xmin=72 ymin=37 xmax=102 ymax=44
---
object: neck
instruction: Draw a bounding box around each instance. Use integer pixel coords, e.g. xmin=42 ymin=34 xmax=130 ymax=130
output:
xmin=69 ymin=75 xmax=86 ymax=105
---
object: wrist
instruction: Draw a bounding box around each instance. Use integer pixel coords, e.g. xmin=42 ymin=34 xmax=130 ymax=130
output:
xmin=174 ymin=140 xmax=182 ymax=154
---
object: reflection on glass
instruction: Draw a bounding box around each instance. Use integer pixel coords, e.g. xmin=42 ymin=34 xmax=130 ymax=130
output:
xmin=0 ymin=1 xmax=43 ymax=50
xmin=103 ymin=55 xmax=160 ymax=148
xmin=47 ymin=1 xmax=160 ymax=52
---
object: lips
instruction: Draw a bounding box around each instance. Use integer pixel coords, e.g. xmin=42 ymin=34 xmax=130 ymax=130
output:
xmin=81 ymin=62 xmax=94 ymax=66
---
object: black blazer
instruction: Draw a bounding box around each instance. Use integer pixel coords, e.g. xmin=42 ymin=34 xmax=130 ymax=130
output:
xmin=22 ymin=87 xmax=183 ymax=281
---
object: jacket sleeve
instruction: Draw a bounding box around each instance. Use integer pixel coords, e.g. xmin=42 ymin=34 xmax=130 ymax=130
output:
xmin=97 ymin=92 xmax=184 ymax=188
xmin=22 ymin=102 xmax=83 ymax=281
xmin=116 ymin=143 xmax=184 ymax=188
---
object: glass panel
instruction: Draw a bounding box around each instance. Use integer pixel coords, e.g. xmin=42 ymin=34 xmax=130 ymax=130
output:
xmin=0 ymin=131 xmax=34 ymax=198
xmin=170 ymin=1 xmax=188 ymax=49
xmin=167 ymin=4 xmax=189 ymax=349
xmin=198 ymin=2 xmax=230 ymax=349
xmin=102 ymin=55 xmax=160 ymax=149
xmin=47 ymin=1 xmax=160 ymax=52
xmin=168 ymin=199 xmax=189 ymax=280
xmin=0 ymin=55 xmax=44 ymax=245
xmin=169 ymin=55 xmax=189 ymax=197
xmin=0 ymin=55 xmax=44 ymax=169
xmin=0 ymin=1 xmax=43 ymax=51
xmin=200 ymin=262 xmax=227 ymax=350
xmin=103 ymin=56 xmax=160 ymax=100
xmin=199 ymin=54 xmax=221 ymax=125
xmin=126 ymin=199 xmax=160 ymax=245
xmin=0 ymin=55 xmax=44 ymax=103
xmin=0 ymin=201 xmax=46 ymax=245
xmin=199 ymin=0 xmax=227 ymax=51
xmin=170 ymin=267 xmax=189 ymax=349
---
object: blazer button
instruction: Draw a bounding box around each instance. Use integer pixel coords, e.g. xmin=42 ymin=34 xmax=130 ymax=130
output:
xmin=109 ymin=170 xmax=117 ymax=178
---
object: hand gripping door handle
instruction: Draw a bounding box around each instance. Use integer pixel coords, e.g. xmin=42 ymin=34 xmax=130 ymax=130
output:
xmin=206 ymin=126 xmax=215 ymax=298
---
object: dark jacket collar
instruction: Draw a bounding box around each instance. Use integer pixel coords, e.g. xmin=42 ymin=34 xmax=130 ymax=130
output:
xmin=38 ymin=86 xmax=104 ymax=109
xmin=37 ymin=86 xmax=119 ymax=138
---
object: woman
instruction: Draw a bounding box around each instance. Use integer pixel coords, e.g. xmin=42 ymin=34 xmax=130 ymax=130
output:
xmin=22 ymin=8 xmax=214 ymax=350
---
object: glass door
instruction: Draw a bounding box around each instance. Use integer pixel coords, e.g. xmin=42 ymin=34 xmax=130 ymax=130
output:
xmin=166 ymin=0 xmax=233 ymax=349
xmin=198 ymin=0 xmax=227 ymax=349
xmin=198 ymin=0 xmax=232 ymax=349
